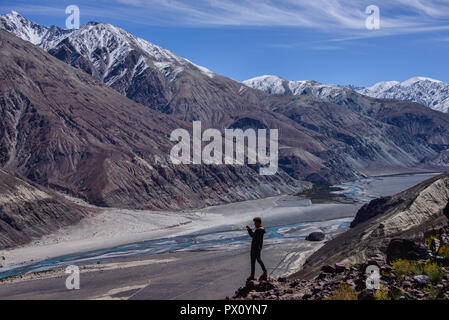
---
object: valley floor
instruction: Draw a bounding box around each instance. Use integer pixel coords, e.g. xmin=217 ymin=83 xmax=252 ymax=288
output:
xmin=0 ymin=172 xmax=440 ymax=299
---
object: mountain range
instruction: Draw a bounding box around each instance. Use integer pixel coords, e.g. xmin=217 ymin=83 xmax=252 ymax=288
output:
xmin=244 ymin=75 xmax=449 ymax=114
xmin=0 ymin=28 xmax=300 ymax=211
xmin=1 ymin=11 xmax=449 ymax=247
xmin=2 ymin=11 xmax=448 ymax=180
xmin=0 ymin=10 xmax=263 ymax=126
xmin=358 ymin=77 xmax=449 ymax=114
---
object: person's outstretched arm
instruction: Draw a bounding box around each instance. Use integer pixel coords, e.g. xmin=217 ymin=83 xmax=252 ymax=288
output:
xmin=247 ymin=226 xmax=254 ymax=238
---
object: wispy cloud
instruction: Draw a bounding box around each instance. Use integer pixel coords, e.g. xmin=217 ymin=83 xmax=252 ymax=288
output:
xmin=433 ymin=36 xmax=449 ymax=42
xmin=107 ymin=0 xmax=449 ymax=30
xmin=3 ymin=0 xmax=449 ymax=40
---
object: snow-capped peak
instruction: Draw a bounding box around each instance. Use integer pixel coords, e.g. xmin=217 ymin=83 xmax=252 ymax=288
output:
xmin=401 ymin=76 xmax=442 ymax=86
xmin=363 ymin=80 xmax=399 ymax=93
xmin=0 ymin=10 xmax=53 ymax=45
xmin=0 ymin=11 xmax=215 ymax=86
xmin=363 ymin=77 xmax=444 ymax=93
xmin=245 ymin=74 xmax=449 ymax=114
xmin=59 ymin=21 xmax=214 ymax=81
xmin=243 ymin=75 xmax=348 ymax=102
xmin=358 ymin=77 xmax=449 ymax=113
xmin=250 ymin=75 xmax=284 ymax=81
xmin=243 ymin=75 xmax=288 ymax=95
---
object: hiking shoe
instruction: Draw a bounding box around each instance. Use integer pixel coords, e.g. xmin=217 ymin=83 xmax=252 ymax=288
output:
xmin=259 ymin=272 xmax=268 ymax=281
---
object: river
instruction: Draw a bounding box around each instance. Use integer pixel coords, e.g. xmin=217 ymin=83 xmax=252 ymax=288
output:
xmin=0 ymin=172 xmax=439 ymax=281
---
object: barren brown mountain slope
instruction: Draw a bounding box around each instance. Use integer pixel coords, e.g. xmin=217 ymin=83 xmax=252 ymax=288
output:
xmin=0 ymin=168 xmax=91 ymax=248
xmin=42 ymin=22 xmax=449 ymax=183
xmin=2 ymin=14 xmax=449 ymax=183
xmin=0 ymin=29 xmax=301 ymax=210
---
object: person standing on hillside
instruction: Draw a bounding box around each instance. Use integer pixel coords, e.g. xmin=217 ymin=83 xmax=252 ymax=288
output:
xmin=246 ymin=217 xmax=268 ymax=281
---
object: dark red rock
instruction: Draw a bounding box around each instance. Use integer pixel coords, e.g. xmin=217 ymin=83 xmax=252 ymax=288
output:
xmin=354 ymin=278 xmax=366 ymax=291
xmin=321 ymin=265 xmax=336 ymax=274
xmin=358 ymin=289 xmax=375 ymax=300
xmin=316 ymin=273 xmax=328 ymax=280
xmin=386 ymin=239 xmax=431 ymax=263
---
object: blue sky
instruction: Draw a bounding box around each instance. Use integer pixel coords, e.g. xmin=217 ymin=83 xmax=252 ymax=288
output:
xmin=1 ymin=0 xmax=449 ymax=86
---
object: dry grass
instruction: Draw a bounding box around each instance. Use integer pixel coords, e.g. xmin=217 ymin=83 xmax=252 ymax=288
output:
xmin=328 ymin=284 xmax=358 ymax=300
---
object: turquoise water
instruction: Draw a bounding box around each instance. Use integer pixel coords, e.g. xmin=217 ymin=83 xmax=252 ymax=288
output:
xmin=0 ymin=218 xmax=351 ymax=279
xmin=340 ymin=184 xmax=375 ymax=201
xmin=0 ymin=181 xmax=371 ymax=280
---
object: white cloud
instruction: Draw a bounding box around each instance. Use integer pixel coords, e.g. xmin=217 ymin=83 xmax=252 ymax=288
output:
xmin=107 ymin=0 xmax=449 ymax=31
xmin=3 ymin=0 xmax=449 ymax=40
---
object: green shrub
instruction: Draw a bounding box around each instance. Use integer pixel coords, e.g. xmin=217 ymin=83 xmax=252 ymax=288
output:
xmin=425 ymin=284 xmax=440 ymax=300
xmin=328 ymin=284 xmax=358 ymax=300
xmin=425 ymin=234 xmax=439 ymax=248
xmin=423 ymin=262 xmax=444 ymax=284
xmin=391 ymin=259 xmax=423 ymax=277
xmin=389 ymin=286 xmax=404 ymax=300
xmin=438 ymin=243 xmax=449 ymax=259
xmin=374 ymin=285 xmax=391 ymax=300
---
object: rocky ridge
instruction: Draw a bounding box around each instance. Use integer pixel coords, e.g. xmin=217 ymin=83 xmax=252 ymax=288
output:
xmin=232 ymin=173 xmax=449 ymax=300
xmin=233 ymin=208 xmax=449 ymax=301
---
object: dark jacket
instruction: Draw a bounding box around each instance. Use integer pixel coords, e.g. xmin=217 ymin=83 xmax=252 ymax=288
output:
xmin=248 ymin=227 xmax=265 ymax=251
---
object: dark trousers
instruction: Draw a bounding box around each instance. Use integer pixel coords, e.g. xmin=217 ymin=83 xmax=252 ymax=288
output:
xmin=251 ymin=249 xmax=267 ymax=276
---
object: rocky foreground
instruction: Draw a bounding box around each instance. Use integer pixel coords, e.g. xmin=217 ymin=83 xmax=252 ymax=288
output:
xmin=232 ymin=212 xmax=449 ymax=300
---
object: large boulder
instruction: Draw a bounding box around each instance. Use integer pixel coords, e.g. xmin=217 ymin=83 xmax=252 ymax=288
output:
xmin=351 ymin=197 xmax=393 ymax=228
xmin=321 ymin=265 xmax=336 ymax=274
xmin=306 ymin=232 xmax=325 ymax=242
xmin=413 ymin=275 xmax=431 ymax=287
xmin=386 ymin=239 xmax=431 ymax=263
xmin=358 ymin=289 xmax=375 ymax=300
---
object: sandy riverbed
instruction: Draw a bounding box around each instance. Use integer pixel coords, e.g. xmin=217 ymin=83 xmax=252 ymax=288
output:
xmin=0 ymin=172 xmax=439 ymax=280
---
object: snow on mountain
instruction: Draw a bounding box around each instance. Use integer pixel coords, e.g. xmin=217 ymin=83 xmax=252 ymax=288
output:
xmin=244 ymin=75 xmax=449 ymax=114
xmin=0 ymin=11 xmax=214 ymax=87
xmin=243 ymin=75 xmax=355 ymax=105
xmin=0 ymin=11 xmax=71 ymax=49
xmin=3 ymin=11 xmax=448 ymax=116
xmin=0 ymin=10 xmax=50 ymax=45
xmin=361 ymin=80 xmax=399 ymax=94
xmin=358 ymin=77 xmax=449 ymax=113
xmin=243 ymin=75 xmax=287 ymax=95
